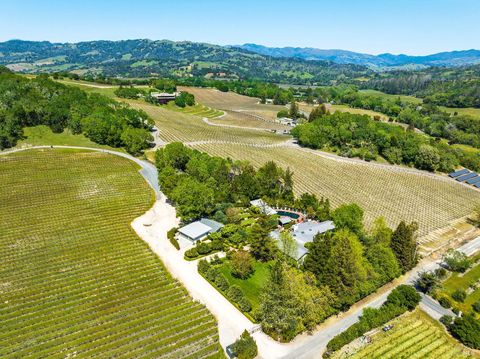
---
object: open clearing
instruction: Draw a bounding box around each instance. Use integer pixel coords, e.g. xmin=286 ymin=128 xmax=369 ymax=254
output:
xmin=17 ymin=125 xmax=122 ymax=151
xmin=331 ymin=309 xmax=478 ymax=359
xmin=0 ymin=149 xmax=221 ymax=358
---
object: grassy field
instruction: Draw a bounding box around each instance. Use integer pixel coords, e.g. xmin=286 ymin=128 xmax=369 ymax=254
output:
xmin=16 ymin=125 xmax=122 ymax=151
xmin=330 ymin=104 xmax=389 ymax=120
xmin=359 ymin=89 xmax=423 ymax=104
xmin=0 ymin=149 xmax=221 ymax=358
xmin=440 ymin=106 xmax=480 ymax=119
xmin=217 ymin=261 xmax=271 ymax=313
xmin=436 ymin=258 xmax=480 ymax=315
xmin=332 ymin=309 xmax=478 ymax=359
xmin=188 ymin=143 xmax=480 ymax=237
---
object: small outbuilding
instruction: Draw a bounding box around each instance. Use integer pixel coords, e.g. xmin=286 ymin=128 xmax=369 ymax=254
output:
xmin=150 ymin=92 xmax=178 ymax=104
xmin=177 ymin=218 xmax=224 ymax=242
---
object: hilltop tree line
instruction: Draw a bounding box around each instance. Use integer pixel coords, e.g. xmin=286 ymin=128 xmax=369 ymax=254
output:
xmin=292 ymin=110 xmax=479 ymax=172
xmin=363 ymin=65 xmax=480 ymax=108
xmin=0 ymin=67 xmax=154 ymax=154
xmin=156 ymin=143 xmax=419 ymax=341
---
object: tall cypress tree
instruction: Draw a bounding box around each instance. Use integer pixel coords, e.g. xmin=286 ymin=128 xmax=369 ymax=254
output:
xmin=390 ymin=221 xmax=418 ymax=273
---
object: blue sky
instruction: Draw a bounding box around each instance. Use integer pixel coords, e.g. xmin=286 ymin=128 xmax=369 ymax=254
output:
xmin=0 ymin=0 xmax=478 ymax=55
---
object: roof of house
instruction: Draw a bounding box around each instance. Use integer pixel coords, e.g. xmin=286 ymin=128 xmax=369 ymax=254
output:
xmin=178 ymin=218 xmax=224 ymax=240
xmin=151 ymin=92 xmax=177 ymax=98
xmin=271 ymin=220 xmax=335 ymax=260
xmin=199 ymin=218 xmax=224 ymax=232
xmin=178 ymin=221 xmax=212 ymax=240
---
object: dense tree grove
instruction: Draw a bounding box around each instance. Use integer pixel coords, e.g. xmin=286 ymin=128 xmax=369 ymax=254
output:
xmin=302 ymin=214 xmax=403 ymax=310
xmin=259 ymin=261 xmax=336 ymax=341
xmin=364 ymin=66 xmax=480 ymax=108
xmin=447 ymin=314 xmax=480 ymax=349
xmin=0 ymin=68 xmax=153 ymax=154
xmin=155 ymin=143 xmax=294 ymax=221
xmin=291 ymin=110 xmax=476 ymax=172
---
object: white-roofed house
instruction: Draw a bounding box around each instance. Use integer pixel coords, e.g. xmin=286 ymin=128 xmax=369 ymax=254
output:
xmin=177 ymin=218 xmax=224 ymax=242
xmin=271 ymin=220 xmax=335 ymax=261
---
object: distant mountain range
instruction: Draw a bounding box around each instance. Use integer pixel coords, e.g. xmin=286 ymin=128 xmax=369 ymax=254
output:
xmin=1 ymin=39 xmax=479 ymax=85
xmin=234 ymin=44 xmax=480 ymax=68
xmin=0 ymin=39 xmax=370 ymax=84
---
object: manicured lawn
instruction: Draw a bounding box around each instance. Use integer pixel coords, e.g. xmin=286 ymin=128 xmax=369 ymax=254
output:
xmin=218 ymin=260 xmax=271 ymax=312
xmin=438 ymin=261 xmax=480 ymax=314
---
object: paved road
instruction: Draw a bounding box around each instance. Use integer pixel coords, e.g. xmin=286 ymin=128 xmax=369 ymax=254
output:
xmin=458 ymin=235 xmax=480 ymax=256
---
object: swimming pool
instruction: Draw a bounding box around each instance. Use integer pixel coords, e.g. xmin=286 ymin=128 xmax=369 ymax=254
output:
xmin=277 ymin=210 xmax=300 ymax=219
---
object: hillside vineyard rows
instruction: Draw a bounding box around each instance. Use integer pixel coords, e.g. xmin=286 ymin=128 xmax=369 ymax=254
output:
xmin=336 ymin=310 xmax=476 ymax=359
xmin=0 ymin=149 xmax=221 ymax=358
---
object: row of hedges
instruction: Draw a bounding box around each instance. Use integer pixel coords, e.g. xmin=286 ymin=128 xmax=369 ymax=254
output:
xmin=167 ymin=227 xmax=179 ymax=250
xmin=325 ymin=285 xmax=420 ymax=355
xmin=184 ymin=240 xmax=223 ymax=260
xmin=198 ymin=259 xmax=252 ymax=313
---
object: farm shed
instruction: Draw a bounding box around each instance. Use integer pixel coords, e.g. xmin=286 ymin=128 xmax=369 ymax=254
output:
xmin=177 ymin=218 xmax=224 ymax=242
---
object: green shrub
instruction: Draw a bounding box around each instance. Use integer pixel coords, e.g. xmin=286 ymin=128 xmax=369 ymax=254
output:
xmin=227 ymin=285 xmax=245 ymax=303
xmin=238 ymin=297 xmax=253 ymax=312
xmin=211 ymin=239 xmax=224 ymax=251
xmin=443 ymin=249 xmax=472 ymax=273
xmin=196 ymin=242 xmax=212 ymax=255
xmin=185 ymin=247 xmax=199 ymax=259
xmin=452 ymin=289 xmax=467 ymax=303
xmin=386 ymin=285 xmax=421 ymax=310
xmin=198 ymin=259 xmax=211 ymax=275
xmin=440 ymin=315 xmax=453 ymax=326
xmin=168 ymin=227 xmax=180 ymax=250
xmin=439 ymin=296 xmax=452 ymax=309
xmin=215 ymin=274 xmax=230 ymax=292
xmin=473 ymin=300 xmax=480 ymax=313
xmin=232 ymin=330 xmax=257 ymax=359
xmin=206 ymin=267 xmax=219 ymax=283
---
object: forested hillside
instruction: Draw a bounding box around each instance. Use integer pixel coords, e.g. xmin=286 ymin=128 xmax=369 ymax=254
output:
xmin=364 ymin=65 xmax=480 ymax=108
xmin=0 ymin=39 xmax=370 ymax=85
xmin=0 ymin=67 xmax=153 ymax=153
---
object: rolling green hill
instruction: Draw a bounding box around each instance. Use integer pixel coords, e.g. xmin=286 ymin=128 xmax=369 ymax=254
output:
xmin=0 ymin=39 xmax=371 ymax=84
